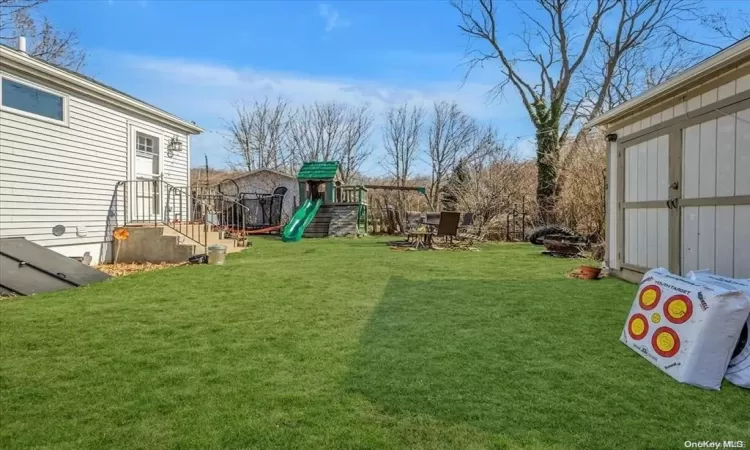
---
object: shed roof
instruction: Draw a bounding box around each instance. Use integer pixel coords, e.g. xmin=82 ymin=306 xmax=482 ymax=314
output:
xmin=587 ymin=36 xmax=750 ymax=128
xmin=232 ymin=168 xmax=297 ymax=182
xmin=297 ymin=161 xmax=340 ymax=180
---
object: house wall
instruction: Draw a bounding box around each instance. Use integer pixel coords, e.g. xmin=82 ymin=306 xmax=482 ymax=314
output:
xmin=0 ymin=67 xmax=190 ymax=264
xmin=604 ymin=62 xmax=750 ymax=278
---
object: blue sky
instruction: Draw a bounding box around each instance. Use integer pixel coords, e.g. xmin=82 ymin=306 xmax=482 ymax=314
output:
xmin=39 ymin=0 xmax=743 ymax=174
xmin=38 ymin=0 xmax=533 ymax=174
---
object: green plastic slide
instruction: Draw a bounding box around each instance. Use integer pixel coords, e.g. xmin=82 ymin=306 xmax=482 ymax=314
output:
xmin=281 ymin=198 xmax=323 ymax=242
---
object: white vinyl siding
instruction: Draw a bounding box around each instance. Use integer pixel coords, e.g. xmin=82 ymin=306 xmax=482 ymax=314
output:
xmin=607 ymin=141 xmax=618 ymax=269
xmin=0 ymin=69 xmax=190 ymax=263
xmin=680 ymin=106 xmax=750 ymax=278
xmin=623 ymin=207 xmax=669 ymax=269
xmin=614 ymin=68 xmax=750 ymax=140
xmin=623 ymin=135 xmax=669 ymax=202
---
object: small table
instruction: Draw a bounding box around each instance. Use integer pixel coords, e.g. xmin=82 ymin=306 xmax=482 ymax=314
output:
xmin=407 ymin=231 xmax=433 ymax=249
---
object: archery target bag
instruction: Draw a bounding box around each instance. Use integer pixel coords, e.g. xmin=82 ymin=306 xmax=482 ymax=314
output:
xmin=621 ymin=268 xmax=750 ymax=390
xmin=687 ymin=270 xmax=750 ymax=389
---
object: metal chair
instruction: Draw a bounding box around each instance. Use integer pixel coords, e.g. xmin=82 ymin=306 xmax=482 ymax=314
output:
xmin=436 ymin=211 xmax=461 ymax=243
xmin=424 ymin=212 xmax=441 ymax=232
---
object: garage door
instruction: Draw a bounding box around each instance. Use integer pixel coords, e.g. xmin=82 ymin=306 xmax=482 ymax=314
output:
xmin=680 ymin=107 xmax=750 ymax=278
xmin=622 ymin=134 xmax=671 ymax=271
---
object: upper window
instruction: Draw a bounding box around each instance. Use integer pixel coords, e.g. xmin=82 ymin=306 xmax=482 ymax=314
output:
xmin=136 ymin=133 xmax=158 ymax=156
xmin=1 ymin=77 xmax=65 ymax=122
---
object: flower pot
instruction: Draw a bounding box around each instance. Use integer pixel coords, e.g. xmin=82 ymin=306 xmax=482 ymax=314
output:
xmin=580 ymin=265 xmax=601 ymax=280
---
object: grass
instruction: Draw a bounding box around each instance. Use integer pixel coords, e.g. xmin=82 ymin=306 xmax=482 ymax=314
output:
xmin=1 ymin=237 xmax=747 ymax=449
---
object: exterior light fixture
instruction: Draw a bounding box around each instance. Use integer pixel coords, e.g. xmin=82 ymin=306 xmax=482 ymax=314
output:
xmin=167 ymin=136 xmax=183 ymax=157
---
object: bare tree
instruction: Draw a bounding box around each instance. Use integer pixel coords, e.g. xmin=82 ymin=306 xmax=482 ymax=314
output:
xmin=447 ymin=142 xmax=531 ymax=237
xmin=454 ymin=0 xmax=718 ymax=221
xmin=0 ymin=0 xmax=86 ymax=70
xmin=426 ymin=101 xmax=475 ymax=209
xmin=382 ymin=104 xmax=423 ymax=187
xmin=225 ymin=98 xmax=291 ymax=172
xmin=339 ymin=105 xmax=374 ymax=183
xmin=287 ymin=101 xmax=348 ymax=165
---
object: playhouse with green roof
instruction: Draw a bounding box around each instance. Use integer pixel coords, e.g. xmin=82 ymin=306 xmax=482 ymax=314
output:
xmin=281 ymin=161 xmax=368 ymax=241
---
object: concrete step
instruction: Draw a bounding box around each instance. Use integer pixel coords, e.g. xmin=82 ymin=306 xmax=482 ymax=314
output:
xmin=118 ymin=227 xmax=195 ymax=263
xmin=155 ymin=226 xmax=244 ymax=254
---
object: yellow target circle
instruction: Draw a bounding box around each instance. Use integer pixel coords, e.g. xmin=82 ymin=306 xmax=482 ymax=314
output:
xmin=651 ymin=313 xmax=661 ymax=323
xmin=642 ymin=289 xmax=658 ymax=306
xmin=651 ymin=327 xmax=680 ymax=357
xmin=629 ymin=316 xmax=647 ymax=338
xmin=656 ymin=332 xmax=674 ymax=351
xmin=668 ymin=301 xmax=687 ymax=318
xmin=639 ymin=285 xmax=661 ymax=310
xmin=664 ymin=295 xmax=693 ymax=324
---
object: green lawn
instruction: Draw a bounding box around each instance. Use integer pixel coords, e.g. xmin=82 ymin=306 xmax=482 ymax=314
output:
xmin=1 ymin=238 xmax=747 ymax=449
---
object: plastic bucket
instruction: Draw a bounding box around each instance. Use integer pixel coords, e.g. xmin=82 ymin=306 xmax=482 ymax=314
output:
xmin=207 ymin=244 xmax=227 ymax=265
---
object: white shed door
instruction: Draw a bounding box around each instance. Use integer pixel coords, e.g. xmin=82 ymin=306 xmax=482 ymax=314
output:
xmin=622 ymin=134 xmax=671 ymax=270
xmin=680 ymin=108 xmax=750 ymax=278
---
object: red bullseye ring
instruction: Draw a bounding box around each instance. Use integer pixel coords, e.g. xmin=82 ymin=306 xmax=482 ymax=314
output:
xmin=664 ymin=295 xmax=693 ymax=324
xmin=628 ymin=313 xmax=649 ymax=340
xmin=651 ymin=326 xmax=680 ymax=357
xmin=638 ymin=285 xmax=662 ymax=310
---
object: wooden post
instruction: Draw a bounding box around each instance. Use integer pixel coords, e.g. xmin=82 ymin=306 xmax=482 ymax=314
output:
xmin=326 ymin=181 xmax=334 ymax=204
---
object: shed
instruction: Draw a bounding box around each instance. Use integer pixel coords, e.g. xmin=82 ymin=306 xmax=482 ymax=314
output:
xmin=230 ymin=168 xmax=299 ymax=223
xmin=588 ymin=37 xmax=750 ymax=282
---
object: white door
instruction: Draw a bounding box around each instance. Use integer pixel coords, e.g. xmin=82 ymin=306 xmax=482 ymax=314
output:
xmin=680 ymin=107 xmax=750 ymax=278
xmin=621 ymin=133 xmax=672 ymax=271
xmin=131 ymin=130 xmax=163 ymax=222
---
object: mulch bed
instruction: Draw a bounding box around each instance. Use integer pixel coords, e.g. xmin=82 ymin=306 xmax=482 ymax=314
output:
xmin=97 ymin=262 xmax=185 ymax=277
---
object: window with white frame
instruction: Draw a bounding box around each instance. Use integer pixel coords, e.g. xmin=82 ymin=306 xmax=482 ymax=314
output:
xmin=1 ymin=76 xmax=66 ymax=123
xmin=136 ymin=132 xmax=158 ymax=157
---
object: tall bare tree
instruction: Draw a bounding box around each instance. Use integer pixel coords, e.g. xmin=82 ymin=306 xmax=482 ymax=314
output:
xmin=453 ymin=0 xmax=716 ymax=221
xmin=287 ymin=101 xmax=348 ymax=164
xmin=225 ymin=98 xmax=290 ymax=172
xmin=426 ymin=101 xmax=475 ymax=209
xmin=382 ymin=104 xmax=423 ymax=187
xmin=339 ymin=105 xmax=374 ymax=183
xmin=0 ymin=0 xmax=86 ymax=70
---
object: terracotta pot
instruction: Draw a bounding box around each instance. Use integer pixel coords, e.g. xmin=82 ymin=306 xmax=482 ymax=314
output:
xmin=580 ymin=265 xmax=601 ymax=280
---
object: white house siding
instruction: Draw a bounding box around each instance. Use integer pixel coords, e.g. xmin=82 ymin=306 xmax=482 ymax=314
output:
xmin=613 ymin=65 xmax=750 ymax=139
xmin=680 ymin=107 xmax=750 ymax=278
xmin=0 ymin=68 xmax=190 ymax=264
xmin=621 ymin=134 xmax=670 ymax=270
xmin=607 ymin=141 xmax=618 ymax=269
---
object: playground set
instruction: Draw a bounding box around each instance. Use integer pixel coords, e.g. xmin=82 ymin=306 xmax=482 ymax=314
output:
xmin=199 ymin=159 xmax=464 ymax=244
xmin=282 ymin=161 xmax=369 ymax=242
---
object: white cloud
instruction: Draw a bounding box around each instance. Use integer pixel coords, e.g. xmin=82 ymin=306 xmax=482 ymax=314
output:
xmin=105 ymin=53 xmax=530 ymax=168
xmin=121 ymin=54 xmax=524 ymax=120
xmin=318 ymin=3 xmax=348 ymax=32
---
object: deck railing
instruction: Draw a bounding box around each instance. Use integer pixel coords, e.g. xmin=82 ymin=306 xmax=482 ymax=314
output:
xmin=337 ymin=185 xmax=368 ymax=233
xmin=115 ymin=179 xmax=258 ymax=250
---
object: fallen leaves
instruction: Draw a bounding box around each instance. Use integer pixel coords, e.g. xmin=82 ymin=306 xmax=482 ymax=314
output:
xmin=96 ymin=262 xmax=185 ymax=277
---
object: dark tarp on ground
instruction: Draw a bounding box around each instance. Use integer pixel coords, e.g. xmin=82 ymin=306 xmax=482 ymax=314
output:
xmin=0 ymin=238 xmax=110 ymax=296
